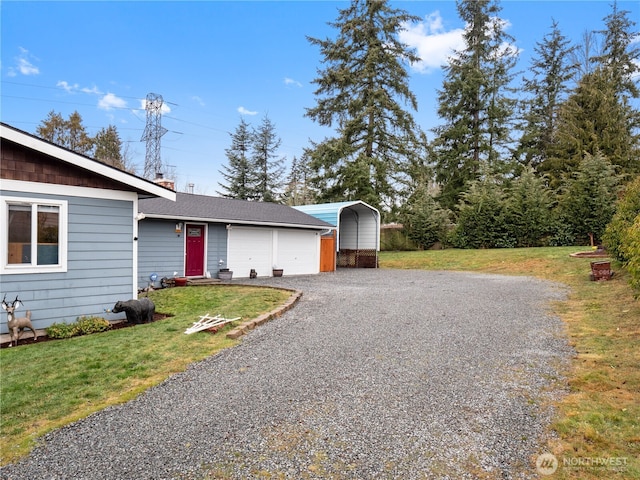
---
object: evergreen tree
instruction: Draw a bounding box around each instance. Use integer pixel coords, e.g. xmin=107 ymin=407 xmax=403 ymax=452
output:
xmin=432 ymin=0 xmax=519 ymax=211
xmin=593 ymin=1 xmax=640 ymax=101
xmin=251 ymin=115 xmax=285 ymax=203
xmin=451 ymin=174 xmax=514 ymax=249
xmin=543 ymin=68 xmax=635 ymax=187
xmin=305 ymin=0 xmax=424 ymax=214
xmin=505 ymin=166 xmax=555 ymax=247
xmin=516 ymin=20 xmax=576 ymax=169
xmin=217 ymin=118 xmax=255 ymax=200
xmin=592 ymin=1 xmax=640 ymax=179
xmin=556 ymin=152 xmax=620 ymax=245
xmin=94 ymin=125 xmax=124 ymax=169
xmin=400 ymin=184 xmax=451 ymax=250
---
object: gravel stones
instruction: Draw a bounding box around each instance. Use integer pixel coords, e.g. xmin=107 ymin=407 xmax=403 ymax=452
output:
xmin=1 ymin=269 xmax=573 ymax=479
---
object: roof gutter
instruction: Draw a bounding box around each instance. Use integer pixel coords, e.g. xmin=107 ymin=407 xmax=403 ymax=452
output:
xmin=140 ymin=213 xmax=335 ymax=231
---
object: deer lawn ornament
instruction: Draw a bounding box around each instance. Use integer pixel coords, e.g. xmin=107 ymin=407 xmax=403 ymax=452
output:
xmin=2 ymin=295 xmax=38 ymax=347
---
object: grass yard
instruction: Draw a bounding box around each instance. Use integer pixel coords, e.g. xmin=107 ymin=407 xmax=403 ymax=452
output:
xmin=0 ymin=285 xmax=292 ymax=465
xmin=381 ymin=247 xmax=640 ymax=479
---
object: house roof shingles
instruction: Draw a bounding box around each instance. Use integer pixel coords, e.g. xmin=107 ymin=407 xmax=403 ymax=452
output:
xmin=139 ymin=193 xmax=334 ymax=230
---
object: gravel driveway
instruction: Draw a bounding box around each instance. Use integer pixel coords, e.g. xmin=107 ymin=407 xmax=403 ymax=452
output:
xmin=1 ymin=269 xmax=573 ymax=479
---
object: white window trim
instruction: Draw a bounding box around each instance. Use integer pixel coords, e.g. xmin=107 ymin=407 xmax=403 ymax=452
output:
xmin=1 ymin=196 xmax=68 ymax=274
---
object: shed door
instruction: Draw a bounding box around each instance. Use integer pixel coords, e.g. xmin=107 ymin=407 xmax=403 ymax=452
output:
xmin=320 ymin=231 xmax=336 ymax=272
xmin=228 ymin=227 xmax=273 ymax=278
xmin=185 ymin=224 xmax=205 ymax=277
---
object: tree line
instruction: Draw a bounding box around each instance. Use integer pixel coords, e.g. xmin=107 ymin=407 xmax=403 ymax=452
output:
xmin=218 ymin=0 xmax=639 ymax=248
xmin=35 ymin=0 xmax=639 ymax=255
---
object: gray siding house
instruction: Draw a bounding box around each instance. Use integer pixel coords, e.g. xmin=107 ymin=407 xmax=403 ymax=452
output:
xmin=137 ymin=193 xmax=334 ymax=285
xmin=0 ymin=123 xmax=175 ymax=333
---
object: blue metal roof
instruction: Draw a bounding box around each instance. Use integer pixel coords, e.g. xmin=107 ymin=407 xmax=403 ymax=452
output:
xmin=293 ymin=201 xmax=379 ymax=227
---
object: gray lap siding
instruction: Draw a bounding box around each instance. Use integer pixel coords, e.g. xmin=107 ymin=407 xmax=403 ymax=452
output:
xmin=137 ymin=220 xmax=227 ymax=289
xmin=1 ymin=192 xmax=135 ymax=333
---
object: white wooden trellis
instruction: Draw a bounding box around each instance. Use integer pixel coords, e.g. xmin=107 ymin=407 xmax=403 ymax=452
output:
xmin=184 ymin=314 xmax=240 ymax=335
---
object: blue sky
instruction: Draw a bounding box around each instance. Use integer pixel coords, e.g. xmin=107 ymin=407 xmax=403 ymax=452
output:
xmin=2 ymin=1 xmax=638 ymax=195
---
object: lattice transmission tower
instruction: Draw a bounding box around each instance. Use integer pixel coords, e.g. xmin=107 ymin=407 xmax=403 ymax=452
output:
xmin=141 ymin=93 xmax=168 ymax=179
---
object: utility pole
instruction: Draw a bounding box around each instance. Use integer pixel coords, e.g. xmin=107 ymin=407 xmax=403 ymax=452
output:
xmin=141 ymin=93 xmax=167 ymax=179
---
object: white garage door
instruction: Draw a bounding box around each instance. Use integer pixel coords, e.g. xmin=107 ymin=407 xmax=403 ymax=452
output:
xmin=276 ymin=230 xmax=319 ymax=275
xmin=227 ymin=227 xmax=273 ymax=278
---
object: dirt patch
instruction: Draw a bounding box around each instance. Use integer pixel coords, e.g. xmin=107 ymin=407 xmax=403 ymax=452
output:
xmin=0 ymin=312 xmax=172 ymax=349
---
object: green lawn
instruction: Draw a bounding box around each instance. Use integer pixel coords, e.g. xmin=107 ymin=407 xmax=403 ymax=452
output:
xmin=0 ymin=285 xmax=292 ymax=464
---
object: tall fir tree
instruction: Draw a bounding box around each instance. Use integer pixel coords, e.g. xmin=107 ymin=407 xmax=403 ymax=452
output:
xmin=543 ymin=68 xmax=635 ymax=187
xmin=94 ymin=125 xmax=124 ymax=170
xmin=217 ymin=118 xmax=256 ymax=200
xmin=593 ymin=1 xmax=640 ymax=179
xmin=593 ymin=1 xmax=640 ymax=101
xmin=515 ymin=20 xmax=576 ymax=169
xmin=432 ymin=0 xmax=519 ymax=211
xmin=305 ymin=0 xmax=424 ymax=215
xmin=251 ymin=115 xmax=285 ymax=203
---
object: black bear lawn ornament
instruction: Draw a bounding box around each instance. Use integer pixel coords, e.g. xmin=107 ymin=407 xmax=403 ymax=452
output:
xmin=112 ymin=298 xmax=155 ymax=324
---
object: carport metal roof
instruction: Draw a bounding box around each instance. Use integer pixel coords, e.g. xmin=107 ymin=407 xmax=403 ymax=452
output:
xmin=294 ymin=201 xmax=381 ymax=251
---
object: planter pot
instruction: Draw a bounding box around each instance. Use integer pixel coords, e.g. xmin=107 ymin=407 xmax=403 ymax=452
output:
xmin=174 ymin=277 xmax=188 ymax=287
xmin=590 ymin=261 xmax=612 ymax=281
xmin=218 ymin=270 xmax=233 ymax=281
xmin=272 ymin=269 xmax=283 ymax=277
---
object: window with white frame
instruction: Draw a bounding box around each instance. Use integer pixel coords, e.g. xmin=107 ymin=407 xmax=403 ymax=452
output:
xmin=2 ymin=197 xmax=67 ymax=274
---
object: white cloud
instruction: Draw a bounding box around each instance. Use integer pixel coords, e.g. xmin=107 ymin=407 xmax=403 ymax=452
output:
xmin=98 ymin=93 xmax=127 ymax=111
xmin=10 ymin=47 xmax=40 ymax=76
xmin=400 ymin=11 xmax=519 ymax=74
xmin=57 ymin=80 xmax=79 ymax=93
xmin=57 ymin=81 xmax=103 ymax=95
xmin=399 ymin=11 xmax=465 ymax=74
xmin=82 ymin=85 xmax=102 ymax=95
xmin=192 ymin=95 xmax=205 ymax=106
xmin=238 ymin=106 xmax=258 ymax=116
xmin=284 ymin=77 xmax=302 ymax=88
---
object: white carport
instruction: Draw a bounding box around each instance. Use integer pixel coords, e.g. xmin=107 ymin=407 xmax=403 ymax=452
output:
xmin=294 ymin=201 xmax=380 ymax=268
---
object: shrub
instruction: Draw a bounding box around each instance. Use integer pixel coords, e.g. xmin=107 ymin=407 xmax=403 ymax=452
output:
xmin=75 ymin=316 xmax=112 ymax=335
xmin=625 ymin=216 xmax=640 ymax=296
xmin=399 ymin=185 xmax=451 ymax=250
xmin=451 ymin=176 xmax=515 ymax=249
xmin=603 ymin=176 xmax=640 ymax=262
xmin=380 ymin=228 xmax=419 ymax=251
xmin=45 ymin=322 xmax=78 ymax=339
xmin=46 ymin=316 xmax=111 ymax=339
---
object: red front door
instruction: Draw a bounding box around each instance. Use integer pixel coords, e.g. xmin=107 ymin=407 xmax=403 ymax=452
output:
xmin=185 ymin=224 xmax=205 ymax=277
